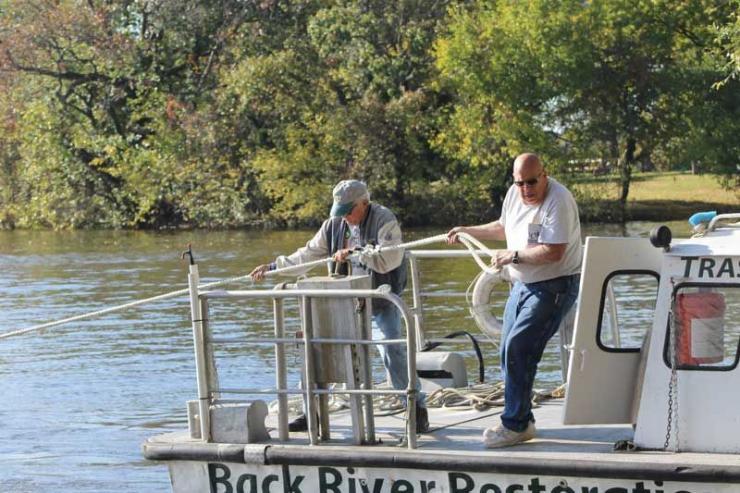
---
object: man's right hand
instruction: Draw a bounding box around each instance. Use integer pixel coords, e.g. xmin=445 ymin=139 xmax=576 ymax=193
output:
xmin=249 ymin=263 xmax=271 ymax=281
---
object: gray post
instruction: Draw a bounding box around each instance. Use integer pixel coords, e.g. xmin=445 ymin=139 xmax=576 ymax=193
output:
xmin=301 ymin=296 xmax=320 ymax=445
xmin=188 ymin=263 xmax=211 ymax=442
xmin=408 ymin=255 xmax=427 ymax=351
xmin=273 ymin=291 xmax=288 ymax=441
xmin=361 ymin=296 xmax=376 ymax=444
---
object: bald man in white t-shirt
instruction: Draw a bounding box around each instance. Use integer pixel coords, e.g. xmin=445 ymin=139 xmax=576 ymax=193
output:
xmin=447 ymin=153 xmax=581 ymax=448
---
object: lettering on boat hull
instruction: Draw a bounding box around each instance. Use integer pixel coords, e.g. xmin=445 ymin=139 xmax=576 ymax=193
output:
xmin=680 ymin=256 xmax=740 ymax=279
xmin=166 ymin=461 xmax=738 ymax=493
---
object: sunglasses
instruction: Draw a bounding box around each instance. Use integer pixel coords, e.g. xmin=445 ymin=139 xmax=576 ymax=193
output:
xmin=514 ymin=173 xmax=542 ymax=188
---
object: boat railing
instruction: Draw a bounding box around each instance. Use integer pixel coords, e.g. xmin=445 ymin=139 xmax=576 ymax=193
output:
xmin=407 ymin=248 xmax=579 ymax=381
xmin=186 ymin=261 xmax=422 ymax=448
xmin=184 ymin=247 xmax=579 ymax=450
xmin=406 ymin=249 xmax=494 ymax=350
xmin=707 ymin=213 xmax=740 ymax=232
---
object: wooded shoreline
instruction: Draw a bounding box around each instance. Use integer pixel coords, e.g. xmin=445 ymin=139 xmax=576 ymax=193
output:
xmin=1 ymin=2 xmax=737 ymax=230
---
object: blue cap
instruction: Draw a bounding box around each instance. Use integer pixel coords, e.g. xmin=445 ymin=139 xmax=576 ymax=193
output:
xmin=330 ymin=180 xmax=368 ymax=217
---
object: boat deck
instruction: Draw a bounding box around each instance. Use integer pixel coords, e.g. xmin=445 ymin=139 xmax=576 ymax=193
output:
xmin=272 ymin=400 xmax=737 ymax=466
xmin=144 ymin=399 xmax=740 ymax=481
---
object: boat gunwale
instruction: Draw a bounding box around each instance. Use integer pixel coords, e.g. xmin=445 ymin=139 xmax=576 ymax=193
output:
xmin=142 ymin=436 xmax=740 ymax=483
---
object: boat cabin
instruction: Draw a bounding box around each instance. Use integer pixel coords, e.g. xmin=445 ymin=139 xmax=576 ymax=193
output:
xmin=565 ymin=214 xmax=740 ymax=453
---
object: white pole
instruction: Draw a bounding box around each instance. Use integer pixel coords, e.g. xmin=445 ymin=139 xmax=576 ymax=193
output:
xmin=187 ymin=262 xmax=211 ymax=442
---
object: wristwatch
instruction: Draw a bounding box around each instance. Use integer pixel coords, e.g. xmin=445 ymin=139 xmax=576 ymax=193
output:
xmin=512 ymin=251 xmax=520 ymax=264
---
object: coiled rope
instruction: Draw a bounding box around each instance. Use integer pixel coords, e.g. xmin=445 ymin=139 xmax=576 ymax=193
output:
xmin=269 ymin=381 xmax=566 ymax=416
xmin=0 ymin=232 xmax=493 ymax=341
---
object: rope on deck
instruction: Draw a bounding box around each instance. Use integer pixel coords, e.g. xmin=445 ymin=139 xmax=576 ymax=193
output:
xmin=267 ymin=381 xmax=566 ymax=418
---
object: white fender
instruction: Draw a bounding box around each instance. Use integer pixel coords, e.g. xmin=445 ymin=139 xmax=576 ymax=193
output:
xmin=470 ymin=268 xmax=509 ymax=339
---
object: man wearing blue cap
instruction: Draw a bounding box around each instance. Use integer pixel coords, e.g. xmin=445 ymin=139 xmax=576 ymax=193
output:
xmin=250 ymin=179 xmax=428 ymax=433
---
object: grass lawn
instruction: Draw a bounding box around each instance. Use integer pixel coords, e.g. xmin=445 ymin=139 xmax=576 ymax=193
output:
xmin=571 ymin=171 xmax=738 ymax=221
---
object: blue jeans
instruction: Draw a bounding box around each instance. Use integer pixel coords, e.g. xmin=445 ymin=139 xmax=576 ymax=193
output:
xmin=500 ymin=274 xmax=579 ymax=431
xmin=373 ymin=303 xmax=425 ymax=407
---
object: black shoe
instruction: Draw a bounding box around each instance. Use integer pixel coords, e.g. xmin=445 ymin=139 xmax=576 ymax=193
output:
xmin=288 ymin=414 xmax=308 ymax=432
xmin=415 ymin=406 xmax=429 ymax=434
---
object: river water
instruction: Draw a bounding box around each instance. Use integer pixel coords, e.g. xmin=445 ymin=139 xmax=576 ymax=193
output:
xmin=0 ymin=221 xmax=692 ymax=492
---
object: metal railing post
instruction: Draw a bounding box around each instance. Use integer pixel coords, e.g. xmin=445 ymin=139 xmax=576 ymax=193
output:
xmin=408 ymin=254 xmax=427 ymax=351
xmin=399 ymin=297 xmax=418 ymax=450
xmin=301 ymin=296 xmax=320 ymax=445
xmin=200 ymin=298 xmax=219 ymax=397
xmin=273 ymin=285 xmax=289 ymax=441
xmin=361 ymin=296 xmax=376 ymax=444
xmin=187 ymin=262 xmax=211 ymax=442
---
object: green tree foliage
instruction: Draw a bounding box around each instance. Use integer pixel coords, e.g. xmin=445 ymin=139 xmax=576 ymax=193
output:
xmin=211 ymin=0 xmax=454 ymax=225
xmin=435 ymin=0 xmax=739 ymax=215
xmin=0 ymin=0 xmax=259 ymax=227
xmin=0 ymin=0 xmax=736 ymax=229
xmin=714 ymin=0 xmax=740 ymax=84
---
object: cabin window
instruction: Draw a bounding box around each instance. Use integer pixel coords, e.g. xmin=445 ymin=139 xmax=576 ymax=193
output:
xmin=665 ymin=284 xmax=740 ymax=370
xmin=597 ymin=271 xmax=659 ymax=351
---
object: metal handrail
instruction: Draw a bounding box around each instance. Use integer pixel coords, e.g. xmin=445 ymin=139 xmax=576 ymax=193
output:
xmin=406 ymin=249 xmax=495 ymax=351
xmin=208 ymin=337 xmax=407 ymax=345
xmin=188 ymin=278 xmax=420 ymax=448
xmin=407 ymin=249 xmax=493 ymax=258
xmin=707 ymin=213 xmax=740 ymax=232
xmin=188 ymin=249 xmax=499 ymax=449
xmin=218 ymin=388 xmax=408 ymax=396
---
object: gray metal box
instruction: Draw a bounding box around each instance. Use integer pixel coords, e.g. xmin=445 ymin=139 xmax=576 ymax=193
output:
xmin=187 ymin=399 xmax=270 ymax=443
xmin=296 ymin=275 xmax=371 ymax=383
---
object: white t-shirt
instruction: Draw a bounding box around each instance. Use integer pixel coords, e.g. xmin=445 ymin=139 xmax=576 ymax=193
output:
xmin=347 ymin=225 xmax=368 ymax=275
xmin=500 ymin=177 xmax=582 ymax=283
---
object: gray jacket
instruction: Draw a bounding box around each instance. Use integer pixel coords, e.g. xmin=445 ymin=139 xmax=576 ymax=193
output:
xmin=275 ymin=203 xmax=407 ymax=308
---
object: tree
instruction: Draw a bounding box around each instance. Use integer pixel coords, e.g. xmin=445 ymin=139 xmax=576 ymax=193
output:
xmin=0 ymin=0 xmax=259 ymax=227
xmin=435 ymin=0 xmax=739 ymax=215
xmin=212 ymin=0 xmax=452 ymax=225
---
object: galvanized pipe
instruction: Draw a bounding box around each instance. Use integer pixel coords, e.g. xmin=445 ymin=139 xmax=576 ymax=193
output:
xmin=201 ymin=287 xmax=395 ymax=299
xmin=207 ymin=337 xmax=409 ymax=345
xmin=361 ymin=297 xmax=376 ymax=444
xmin=419 ymin=292 xmax=469 ymax=298
xmin=301 ymin=297 xmax=320 ymax=445
xmin=407 ymin=254 xmax=427 ymax=354
xmin=404 ymin=249 xmax=493 ymax=258
xmin=215 ymin=388 xmax=306 ymax=395
xmin=273 ymin=290 xmax=289 ymax=441
xmin=187 ymin=264 xmax=211 ymax=442
xmin=215 ymin=387 xmax=407 ymax=396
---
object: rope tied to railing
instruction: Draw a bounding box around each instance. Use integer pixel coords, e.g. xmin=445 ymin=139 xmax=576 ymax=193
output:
xmin=0 ymin=232 xmax=496 ymax=341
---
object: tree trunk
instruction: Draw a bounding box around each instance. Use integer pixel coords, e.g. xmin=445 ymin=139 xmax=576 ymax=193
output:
xmin=618 ymin=137 xmax=636 ymax=220
xmin=392 ymin=148 xmax=407 ymax=211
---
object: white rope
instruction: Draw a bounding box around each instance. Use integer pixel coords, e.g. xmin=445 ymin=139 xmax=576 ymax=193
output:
xmin=267 ymin=381 xmax=566 ymax=418
xmin=0 ymin=231 xmax=497 ymax=341
xmin=426 ymin=382 xmax=566 ymax=411
xmin=456 ymin=234 xmax=499 ymax=275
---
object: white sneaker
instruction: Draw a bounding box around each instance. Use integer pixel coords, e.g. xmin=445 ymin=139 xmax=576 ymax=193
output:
xmin=482 ymin=422 xmax=536 ymax=448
